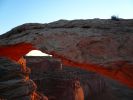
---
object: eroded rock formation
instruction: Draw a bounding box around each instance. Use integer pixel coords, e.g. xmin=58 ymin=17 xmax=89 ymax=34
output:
xmin=26 ymin=56 xmax=133 ymax=100
xmin=0 ymin=57 xmax=48 ymax=100
xmin=0 ymin=19 xmax=133 ymax=99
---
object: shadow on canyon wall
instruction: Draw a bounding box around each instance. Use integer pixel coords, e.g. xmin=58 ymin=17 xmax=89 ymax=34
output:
xmin=26 ymin=56 xmax=133 ymax=100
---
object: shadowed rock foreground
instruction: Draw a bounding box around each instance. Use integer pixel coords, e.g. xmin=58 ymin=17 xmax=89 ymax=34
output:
xmin=0 ymin=19 xmax=133 ymax=99
xmin=0 ymin=57 xmax=48 ymax=100
xmin=26 ymin=56 xmax=133 ymax=100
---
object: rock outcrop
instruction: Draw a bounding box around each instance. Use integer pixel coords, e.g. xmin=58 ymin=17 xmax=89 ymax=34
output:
xmin=0 ymin=57 xmax=48 ymax=100
xmin=26 ymin=56 xmax=133 ymax=100
xmin=0 ymin=19 xmax=133 ymax=99
xmin=26 ymin=56 xmax=62 ymax=73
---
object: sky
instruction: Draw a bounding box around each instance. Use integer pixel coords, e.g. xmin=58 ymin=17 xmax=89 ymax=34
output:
xmin=0 ymin=0 xmax=133 ymax=34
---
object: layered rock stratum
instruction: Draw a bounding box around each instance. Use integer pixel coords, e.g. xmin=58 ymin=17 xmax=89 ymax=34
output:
xmin=0 ymin=19 xmax=133 ymax=99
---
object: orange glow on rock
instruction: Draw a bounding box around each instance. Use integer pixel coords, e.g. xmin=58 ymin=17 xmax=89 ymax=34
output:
xmin=18 ymin=56 xmax=27 ymax=71
xmin=0 ymin=43 xmax=133 ymax=89
xmin=0 ymin=43 xmax=36 ymax=61
xmin=74 ymin=81 xmax=84 ymax=100
xmin=18 ymin=56 xmax=31 ymax=80
xmin=50 ymin=51 xmax=133 ymax=88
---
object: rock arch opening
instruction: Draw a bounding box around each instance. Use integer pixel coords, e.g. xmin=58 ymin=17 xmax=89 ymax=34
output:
xmin=26 ymin=50 xmax=52 ymax=57
xmin=0 ymin=42 xmax=133 ymax=89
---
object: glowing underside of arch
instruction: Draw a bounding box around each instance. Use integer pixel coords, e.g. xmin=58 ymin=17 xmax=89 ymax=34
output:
xmin=0 ymin=43 xmax=133 ymax=88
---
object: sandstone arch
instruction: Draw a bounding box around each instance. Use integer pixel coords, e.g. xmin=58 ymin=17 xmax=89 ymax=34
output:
xmin=0 ymin=19 xmax=133 ymax=89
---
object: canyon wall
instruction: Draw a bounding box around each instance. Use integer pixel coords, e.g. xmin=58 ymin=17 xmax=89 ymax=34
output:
xmin=26 ymin=56 xmax=133 ymax=100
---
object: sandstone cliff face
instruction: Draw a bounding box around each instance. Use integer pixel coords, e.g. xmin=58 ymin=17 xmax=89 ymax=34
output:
xmin=26 ymin=56 xmax=133 ymax=100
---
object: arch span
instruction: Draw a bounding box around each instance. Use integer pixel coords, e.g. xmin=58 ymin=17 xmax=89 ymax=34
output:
xmin=0 ymin=19 xmax=133 ymax=88
xmin=0 ymin=42 xmax=133 ymax=89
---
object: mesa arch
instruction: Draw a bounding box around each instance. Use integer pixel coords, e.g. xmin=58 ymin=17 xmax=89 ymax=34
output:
xmin=0 ymin=19 xmax=133 ymax=88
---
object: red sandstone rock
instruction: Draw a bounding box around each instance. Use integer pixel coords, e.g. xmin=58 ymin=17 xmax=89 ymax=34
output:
xmin=27 ymin=57 xmax=125 ymax=100
xmin=0 ymin=19 xmax=133 ymax=88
